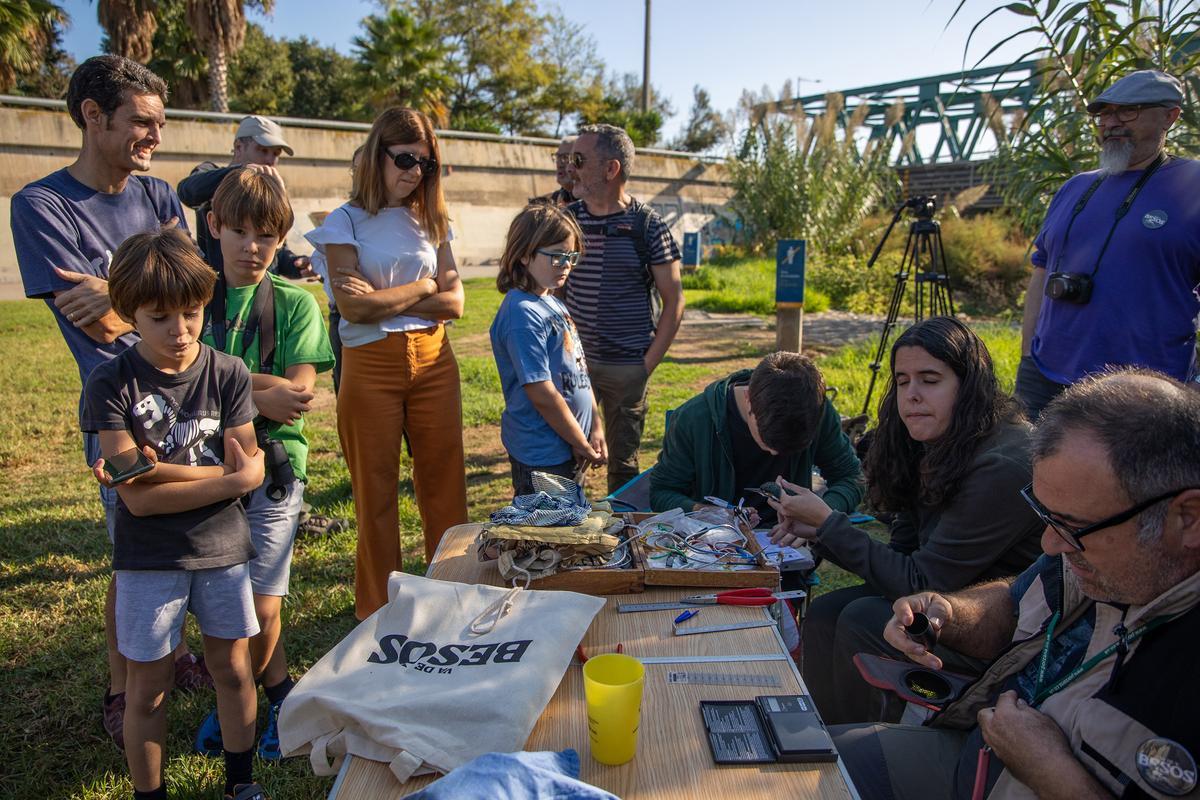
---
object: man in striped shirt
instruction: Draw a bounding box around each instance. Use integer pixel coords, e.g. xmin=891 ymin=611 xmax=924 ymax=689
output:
xmin=563 ymin=123 xmax=685 ymax=494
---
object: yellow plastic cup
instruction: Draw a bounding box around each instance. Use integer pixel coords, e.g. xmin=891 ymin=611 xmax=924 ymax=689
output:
xmin=583 ymin=653 xmax=645 ymax=765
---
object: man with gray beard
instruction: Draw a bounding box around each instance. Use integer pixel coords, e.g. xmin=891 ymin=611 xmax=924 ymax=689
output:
xmin=1014 ymin=70 xmax=1200 ymax=417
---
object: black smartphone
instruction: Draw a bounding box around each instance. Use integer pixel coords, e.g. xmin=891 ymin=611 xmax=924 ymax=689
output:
xmin=102 ymin=446 xmax=154 ymax=485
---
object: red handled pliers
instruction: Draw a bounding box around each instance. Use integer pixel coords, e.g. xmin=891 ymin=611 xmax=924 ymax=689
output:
xmin=680 ymin=588 xmax=806 ymax=606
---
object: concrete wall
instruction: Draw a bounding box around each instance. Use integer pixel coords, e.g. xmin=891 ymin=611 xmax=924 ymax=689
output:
xmin=0 ymin=104 xmax=732 ymax=295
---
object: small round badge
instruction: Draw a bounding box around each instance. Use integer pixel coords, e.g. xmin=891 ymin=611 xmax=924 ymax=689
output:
xmin=1143 ymin=210 xmax=1169 ymax=229
xmin=1136 ymin=738 xmax=1198 ymax=796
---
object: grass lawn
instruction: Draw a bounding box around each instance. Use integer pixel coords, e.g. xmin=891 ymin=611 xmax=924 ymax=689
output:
xmin=0 ymin=278 xmax=1020 ymax=799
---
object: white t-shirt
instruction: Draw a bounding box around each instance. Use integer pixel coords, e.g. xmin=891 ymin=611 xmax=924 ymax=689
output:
xmin=305 ymin=204 xmax=452 ymax=347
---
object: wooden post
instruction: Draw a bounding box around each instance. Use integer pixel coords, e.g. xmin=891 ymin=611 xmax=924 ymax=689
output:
xmin=776 ymin=304 xmax=804 ymax=353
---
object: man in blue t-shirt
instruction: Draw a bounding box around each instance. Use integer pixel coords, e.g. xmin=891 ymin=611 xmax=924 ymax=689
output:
xmin=1016 ymin=70 xmax=1200 ymax=418
xmin=563 ymin=123 xmax=685 ymax=494
xmin=9 ymin=55 xmax=195 ymax=750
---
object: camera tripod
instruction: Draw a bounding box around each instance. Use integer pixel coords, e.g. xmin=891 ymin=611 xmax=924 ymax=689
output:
xmin=860 ymin=197 xmax=956 ymax=416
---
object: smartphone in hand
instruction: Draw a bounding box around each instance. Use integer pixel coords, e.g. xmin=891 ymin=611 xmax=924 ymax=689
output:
xmin=102 ymin=446 xmax=154 ymax=485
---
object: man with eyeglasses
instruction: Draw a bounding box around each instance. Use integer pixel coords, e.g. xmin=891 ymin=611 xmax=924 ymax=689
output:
xmin=531 ymin=135 xmax=577 ymax=207
xmin=563 ymin=123 xmax=685 ymax=494
xmin=831 ymin=369 xmax=1200 ymax=800
xmin=1015 ymin=70 xmax=1200 ymax=418
xmin=178 ymin=115 xmax=312 ymax=279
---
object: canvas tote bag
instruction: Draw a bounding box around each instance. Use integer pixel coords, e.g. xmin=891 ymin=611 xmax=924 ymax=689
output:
xmin=278 ymin=571 xmax=605 ymax=781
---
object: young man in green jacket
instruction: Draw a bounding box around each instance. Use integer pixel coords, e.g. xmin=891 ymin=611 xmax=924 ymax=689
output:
xmin=650 ymin=352 xmax=862 ymax=525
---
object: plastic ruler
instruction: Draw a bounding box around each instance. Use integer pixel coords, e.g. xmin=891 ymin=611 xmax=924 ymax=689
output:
xmin=666 ymin=671 xmax=783 ymax=687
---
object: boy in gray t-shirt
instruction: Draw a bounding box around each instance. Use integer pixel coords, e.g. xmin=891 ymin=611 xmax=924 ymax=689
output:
xmin=81 ymin=229 xmax=270 ymax=800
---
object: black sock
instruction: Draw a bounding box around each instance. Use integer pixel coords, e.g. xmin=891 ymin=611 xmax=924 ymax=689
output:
xmin=105 ymin=690 xmax=124 ymax=704
xmin=263 ymin=675 xmax=294 ymax=706
xmin=133 ymin=785 xmax=167 ymax=800
xmin=224 ymin=748 xmax=254 ymax=795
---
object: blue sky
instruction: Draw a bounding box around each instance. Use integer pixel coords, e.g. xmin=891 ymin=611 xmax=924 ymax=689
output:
xmin=57 ymin=0 xmax=1033 ymax=143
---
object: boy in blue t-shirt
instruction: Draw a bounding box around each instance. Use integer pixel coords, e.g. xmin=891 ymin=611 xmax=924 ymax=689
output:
xmin=490 ymin=205 xmax=606 ymax=494
xmin=194 ymin=167 xmax=334 ymax=760
xmin=82 ymin=229 xmax=269 ymax=800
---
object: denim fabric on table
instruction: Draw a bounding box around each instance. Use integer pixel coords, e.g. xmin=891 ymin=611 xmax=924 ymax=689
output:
xmin=406 ymin=749 xmax=617 ymax=800
xmin=489 ymin=472 xmax=590 ymax=528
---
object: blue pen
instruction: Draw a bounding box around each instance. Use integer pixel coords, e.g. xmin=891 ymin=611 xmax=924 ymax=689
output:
xmin=673 ymin=609 xmax=700 ymax=626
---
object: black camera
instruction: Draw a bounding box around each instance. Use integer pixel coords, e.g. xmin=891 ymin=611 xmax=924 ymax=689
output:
xmin=1045 ymin=271 xmax=1094 ymax=304
xmin=260 ymin=436 xmax=295 ymax=501
xmin=902 ymin=196 xmax=937 ymax=220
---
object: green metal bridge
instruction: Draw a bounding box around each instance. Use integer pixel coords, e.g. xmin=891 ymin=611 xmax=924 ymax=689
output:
xmin=755 ymin=61 xmax=1041 ymax=166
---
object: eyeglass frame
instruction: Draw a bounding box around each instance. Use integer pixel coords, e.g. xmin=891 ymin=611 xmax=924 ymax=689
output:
xmin=382 ymin=148 xmax=439 ymax=176
xmin=1088 ymin=103 xmax=1167 ymax=126
xmin=1019 ymin=482 xmax=1193 ymax=551
xmin=535 ymin=248 xmax=580 ymax=268
xmin=553 ymin=153 xmax=572 ymax=166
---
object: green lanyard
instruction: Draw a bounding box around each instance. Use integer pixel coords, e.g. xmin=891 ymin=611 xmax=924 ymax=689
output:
xmin=1031 ymin=609 xmax=1176 ymax=706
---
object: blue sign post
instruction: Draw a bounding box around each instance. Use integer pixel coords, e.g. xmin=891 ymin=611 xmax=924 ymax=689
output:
xmin=682 ymin=232 xmax=702 ymax=268
xmin=775 ymin=240 xmax=806 ymax=306
xmin=775 ymin=239 xmax=806 ymax=352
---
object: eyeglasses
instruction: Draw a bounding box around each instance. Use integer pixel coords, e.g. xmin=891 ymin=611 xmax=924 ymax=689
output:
xmin=553 ymin=153 xmax=571 ymax=166
xmin=383 ymin=149 xmax=438 ymax=176
xmin=1088 ymin=104 xmax=1161 ymax=126
xmin=569 ymin=152 xmax=586 ymax=168
xmin=536 ymin=249 xmax=580 ymax=268
xmin=1019 ymin=483 xmax=1194 ymax=551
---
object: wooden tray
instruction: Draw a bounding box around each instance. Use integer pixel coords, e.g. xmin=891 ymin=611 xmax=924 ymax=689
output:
xmin=627 ymin=512 xmax=780 ymax=590
xmin=521 ymin=524 xmax=645 ymax=595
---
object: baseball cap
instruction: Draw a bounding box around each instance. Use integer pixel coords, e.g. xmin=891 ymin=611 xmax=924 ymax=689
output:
xmin=235 ymin=115 xmax=294 ymax=155
xmin=1086 ymin=70 xmax=1184 ymax=113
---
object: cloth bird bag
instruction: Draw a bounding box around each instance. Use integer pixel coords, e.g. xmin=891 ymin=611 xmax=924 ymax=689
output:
xmin=278 ymin=571 xmax=605 ymax=781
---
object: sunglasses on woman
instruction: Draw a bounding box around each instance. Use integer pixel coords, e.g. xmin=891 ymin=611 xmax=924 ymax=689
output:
xmin=383 ymin=148 xmax=439 ymax=176
xmin=536 ymin=249 xmax=580 ymax=268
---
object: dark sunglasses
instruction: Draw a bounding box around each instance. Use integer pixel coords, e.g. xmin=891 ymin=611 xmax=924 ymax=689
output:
xmin=553 ymin=153 xmax=571 ymax=166
xmin=383 ymin=148 xmax=438 ymax=176
xmin=569 ymin=152 xmax=586 ymax=168
xmin=1019 ymin=482 xmax=1194 ymax=551
xmin=536 ymin=249 xmax=580 ymax=268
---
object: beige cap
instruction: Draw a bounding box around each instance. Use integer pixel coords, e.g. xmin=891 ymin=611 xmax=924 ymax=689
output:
xmin=235 ymin=115 xmax=293 ymax=156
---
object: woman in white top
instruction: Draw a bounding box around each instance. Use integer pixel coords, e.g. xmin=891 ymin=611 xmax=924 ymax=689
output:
xmin=306 ymin=107 xmax=466 ymax=620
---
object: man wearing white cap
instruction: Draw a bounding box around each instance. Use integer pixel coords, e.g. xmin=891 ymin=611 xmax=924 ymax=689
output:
xmin=1015 ymin=70 xmax=1200 ymax=417
xmin=177 ymin=115 xmax=311 ymax=277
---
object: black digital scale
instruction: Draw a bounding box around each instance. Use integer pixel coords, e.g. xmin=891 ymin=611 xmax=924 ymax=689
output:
xmin=699 ymin=694 xmax=838 ymax=765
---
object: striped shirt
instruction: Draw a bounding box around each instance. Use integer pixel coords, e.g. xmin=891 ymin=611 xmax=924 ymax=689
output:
xmin=563 ymin=198 xmax=681 ymax=364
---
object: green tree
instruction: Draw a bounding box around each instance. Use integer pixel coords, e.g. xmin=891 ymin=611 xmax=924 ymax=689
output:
xmin=145 ymin=0 xmax=207 ymax=108
xmin=534 ymin=11 xmax=605 ymax=136
xmin=579 ymin=72 xmax=674 ymax=147
xmin=14 ymin=16 xmax=74 ymax=98
xmin=0 ymin=0 xmax=66 ymax=93
xmin=956 ymin=0 xmax=1200 ymax=232
xmin=286 ymin=36 xmax=364 ymax=121
xmin=727 ymin=91 xmax=900 ymax=255
xmin=185 ymin=0 xmax=274 ymax=112
xmin=352 ymin=7 xmax=452 ymax=122
xmin=398 ymin=0 xmax=551 ymax=134
xmin=227 ymin=22 xmax=293 ymax=115
xmin=671 ymin=85 xmax=730 ymax=153
xmin=97 ymin=0 xmax=157 ymax=62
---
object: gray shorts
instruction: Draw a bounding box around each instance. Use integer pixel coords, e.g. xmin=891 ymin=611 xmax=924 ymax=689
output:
xmin=115 ymin=563 xmax=260 ymax=663
xmin=84 ymin=432 xmax=117 ymax=543
xmin=245 ymin=478 xmax=305 ymax=596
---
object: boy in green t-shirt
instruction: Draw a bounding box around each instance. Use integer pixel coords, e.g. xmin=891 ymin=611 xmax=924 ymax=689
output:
xmin=195 ymin=167 xmax=334 ymax=760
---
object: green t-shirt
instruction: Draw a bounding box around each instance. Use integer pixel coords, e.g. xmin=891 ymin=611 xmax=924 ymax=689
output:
xmin=201 ymin=273 xmax=334 ymax=481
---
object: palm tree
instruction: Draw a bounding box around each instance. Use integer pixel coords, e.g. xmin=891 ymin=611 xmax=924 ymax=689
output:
xmin=97 ymin=0 xmax=157 ymax=62
xmin=184 ymin=0 xmax=272 ymax=112
xmin=352 ymin=8 xmax=452 ymax=124
xmin=0 ymin=0 xmax=66 ymax=92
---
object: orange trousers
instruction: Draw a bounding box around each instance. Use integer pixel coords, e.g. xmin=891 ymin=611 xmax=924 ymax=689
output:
xmin=337 ymin=326 xmax=467 ymax=619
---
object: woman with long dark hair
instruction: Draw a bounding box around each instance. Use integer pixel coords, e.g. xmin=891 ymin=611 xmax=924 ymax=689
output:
xmin=768 ymin=317 xmax=1043 ymax=724
xmin=306 ymin=108 xmax=467 ymax=620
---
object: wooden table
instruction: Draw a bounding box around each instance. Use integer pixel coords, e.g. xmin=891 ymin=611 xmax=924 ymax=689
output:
xmin=328 ymin=524 xmax=858 ymax=800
